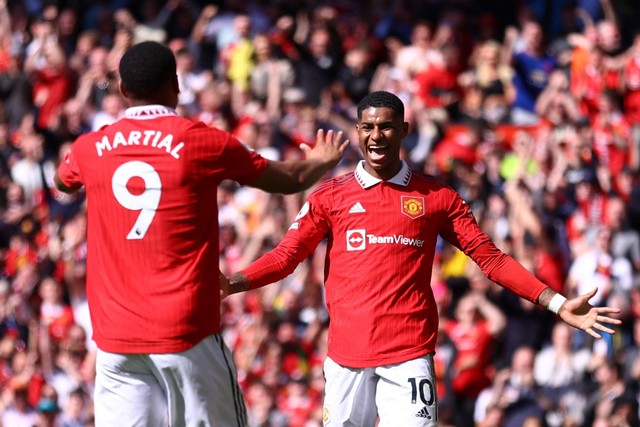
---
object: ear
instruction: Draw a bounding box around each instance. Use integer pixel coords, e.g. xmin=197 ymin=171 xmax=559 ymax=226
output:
xmin=402 ymin=121 xmax=409 ymax=137
xmin=119 ymin=80 xmax=129 ymax=99
xmin=173 ymin=74 xmax=180 ymax=95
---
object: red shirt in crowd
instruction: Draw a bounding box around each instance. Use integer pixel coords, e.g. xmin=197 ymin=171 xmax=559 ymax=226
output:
xmin=57 ymin=105 xmax=267 ymax=353
xmin=623 ymin=55 xmax=640 ymax=124
xmin=443 ymin=319 xmax=493 ymax=398
xmin=242 ymin=161 xmax=547 ymax=368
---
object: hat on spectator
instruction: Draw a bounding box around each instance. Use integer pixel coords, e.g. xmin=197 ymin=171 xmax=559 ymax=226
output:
xmin=37 ymin=397 xmax=60 ymax=413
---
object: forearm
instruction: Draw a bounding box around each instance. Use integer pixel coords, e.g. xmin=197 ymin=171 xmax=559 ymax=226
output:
xmin=252 ymin=159 xmax=333 ymax=194
xmin=465 ymin=236 xmax=548 ymax=303
xmin=227 ymin=272 xmax=252 ymax=295
xmin=280 ymin=158 xmax=334 ymax=192
xmin=233 ymin=236 xmax=311 ymax=291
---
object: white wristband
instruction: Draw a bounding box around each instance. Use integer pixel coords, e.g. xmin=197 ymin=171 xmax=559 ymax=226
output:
xmin=547 ymin=294 xmax=567 ymax=315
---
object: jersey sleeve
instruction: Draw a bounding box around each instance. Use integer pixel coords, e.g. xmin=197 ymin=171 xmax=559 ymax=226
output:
xmin=56 ymin=144 xmax=84 ymax=191
xmin=242 ymin=192 xmax=330 ymax=289
xmin=218 ymin=133 xmax=268 ymax=185
xmin=439 ymin=187 xmax=548 ymax=303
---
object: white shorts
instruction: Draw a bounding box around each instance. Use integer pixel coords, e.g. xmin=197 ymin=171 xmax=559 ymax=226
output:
xmin=94 ymin=334 xmax=247 ymax=427
xmin=322 ymin=354 xmax=438 ymax=427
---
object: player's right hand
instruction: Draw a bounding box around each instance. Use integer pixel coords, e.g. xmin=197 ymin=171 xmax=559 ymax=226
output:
xmin=219 ymin=271 xmax=230 ymax=300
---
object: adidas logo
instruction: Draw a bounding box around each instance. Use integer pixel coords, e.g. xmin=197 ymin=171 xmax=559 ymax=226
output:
xmin=349 ymin=202 xmax=366 ymax=214
xmin=415 ymin=406 xmax=432 ymax=419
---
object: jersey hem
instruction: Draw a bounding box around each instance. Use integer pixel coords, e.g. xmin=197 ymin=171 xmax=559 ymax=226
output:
xmin=327 ymin=345 xmax=435 ymax=368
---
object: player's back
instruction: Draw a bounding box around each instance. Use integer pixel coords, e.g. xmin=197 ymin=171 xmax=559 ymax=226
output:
xmin=65 ymin=106 xmax=257 ymax=353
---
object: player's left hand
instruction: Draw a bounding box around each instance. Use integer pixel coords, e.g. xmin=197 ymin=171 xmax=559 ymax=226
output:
xmin=558 ymin=288 xmax=621 ymax=339
xmin=300 ymin=129 xmax=349 ymax=168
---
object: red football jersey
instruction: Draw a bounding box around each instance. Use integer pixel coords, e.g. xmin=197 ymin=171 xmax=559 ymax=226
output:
xmin=243 ymin=161 xmax=547 ymax=367
xmin=57 ymin=105 xmax=267 ymax=353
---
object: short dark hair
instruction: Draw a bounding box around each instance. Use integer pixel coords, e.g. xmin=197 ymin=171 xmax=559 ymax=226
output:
xmin=119 ymin=41 xmax=176 ymax=99
xmin=356 ymin=91 xmax=404 ymax=121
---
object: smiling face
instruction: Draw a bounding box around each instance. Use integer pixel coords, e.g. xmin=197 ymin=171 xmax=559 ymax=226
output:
xmin=356 ymin=106 xmax=408 ymax=180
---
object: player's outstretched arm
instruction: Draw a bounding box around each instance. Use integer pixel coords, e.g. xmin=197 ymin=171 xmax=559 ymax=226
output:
xmin=537 ymin=287 xmax=621 ymax=339
xmin=249 ymin=129 xmax=349 ymax=194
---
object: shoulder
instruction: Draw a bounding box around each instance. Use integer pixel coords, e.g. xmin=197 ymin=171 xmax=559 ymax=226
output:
xmin=310 ymin=172 xmax=355 ymax=197
xmin=411 ymin=171 xmax=455 ymax=192
xmin=71 ymin=130 xmax=108 ymax=147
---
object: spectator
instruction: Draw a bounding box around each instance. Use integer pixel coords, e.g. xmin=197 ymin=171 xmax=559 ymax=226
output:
xmin=174 ymin=46 xmax=213 ymax=117
xmin=533 ymin=321 xmax=591 ymax=395
xmin=394 ymin=20 xmax=440 ymax=82
xmin=475 ymin=346 xmax=548 ymax=427
xmin=413 ymin=41 xmax=464 ymax=123
xmin=458 ymin=39 xmax=516 ymax=113
xmin=444 ymin=290 xmax=506 ymax=426
xmin=0 ymin=47 xmax=32 ymax=131
xmin=223 ymin=14 xmax=255 ymax=97
xmin=74 ymin=46 xmax=118 ymax=113
xmin=245 ymin=379 xmax=288 ymax=427
xmin=1 ymin=380 xmax=38 ymax=426
xmin=592 ymin=89 xmax=631 ymax=181
xmin=58 ymin=386 xmax=89 ymax=427
xmin=24 ymin=38 xmax=73 ymax=132
xmin=10 ymin=131 xmax=55 ymax=211
xmin=622 ymin=30 xmax=640 ymax=170
xmin=38 ymin=276 xmax=74 ymax=345
xmin=34 ymin=383 xmax=61 ymax=427
xmin=566 ymin=225 xmax=633 ymax=309
xmin=582 ymin=359 xmax=630 ymax=426
xmin=287 ymin=25 xmax=341 ymax=107
xmin=89 ymin=93 xmax=125 ymax=131
xmin=606 ymin=195 xmax=640 ymax=285
xmin=249 ymin=32 xmax=296 ymax=120
xmin=505 ymin=20 xmax=558 ymax=125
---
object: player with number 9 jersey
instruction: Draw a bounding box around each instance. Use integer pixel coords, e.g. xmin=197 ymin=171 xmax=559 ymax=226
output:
xmin=57 ymin=105 xmax=266 ymax=354
xmin=55 ymin=41 xmax=348 ymax=427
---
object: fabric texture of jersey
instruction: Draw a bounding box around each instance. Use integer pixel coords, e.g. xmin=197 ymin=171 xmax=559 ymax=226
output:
xmin=57 ymin=105 xmax=267 ymax=353
xmin=242 ymin=161 xmax=548 ymax=368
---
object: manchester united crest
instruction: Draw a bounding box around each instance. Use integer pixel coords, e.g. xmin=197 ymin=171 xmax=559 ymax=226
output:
xmin=323 ymin=406 xmax=330 ymax=424
xmin=401 ymin=196 xmax=425 ymax=219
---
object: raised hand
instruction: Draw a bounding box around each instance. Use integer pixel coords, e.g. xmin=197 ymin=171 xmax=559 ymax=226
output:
xmin=558 ymin=288 xmax=621 ymax=339
xmin=300 ymin=129 xmax=349 ymax=168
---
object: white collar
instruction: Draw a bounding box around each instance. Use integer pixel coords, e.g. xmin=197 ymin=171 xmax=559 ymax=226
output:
xmin=125 ymin=105 xmax=178 ymax=119
xmin=354 ymin=160 xmax=412 ymax=189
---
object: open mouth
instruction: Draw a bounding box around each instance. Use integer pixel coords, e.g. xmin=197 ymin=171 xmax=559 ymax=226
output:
xmin=368 ymin=145 xmax=388 ymax=162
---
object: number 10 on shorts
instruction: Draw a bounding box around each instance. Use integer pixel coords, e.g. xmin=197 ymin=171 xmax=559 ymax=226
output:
xmin=408 ymin=377 xmax=437 ymax=421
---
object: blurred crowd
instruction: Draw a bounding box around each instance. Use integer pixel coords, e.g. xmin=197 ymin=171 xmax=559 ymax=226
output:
xmin=0 ymin=0 xmax=640 ymax=426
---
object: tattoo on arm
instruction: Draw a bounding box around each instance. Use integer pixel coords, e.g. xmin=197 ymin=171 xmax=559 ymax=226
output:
xmin=536 ymin=287 xmax=556 ymax=309
xmin=228 ymin=272 xmax=251 ymax=295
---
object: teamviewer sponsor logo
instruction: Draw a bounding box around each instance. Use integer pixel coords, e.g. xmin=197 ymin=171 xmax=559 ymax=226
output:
xmin=346 ymin=229 xmax=425 ymax=251
xmin=346 ymin=229 xmax=366 ymax=251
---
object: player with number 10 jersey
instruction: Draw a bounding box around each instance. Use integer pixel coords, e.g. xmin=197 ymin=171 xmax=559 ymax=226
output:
xmin=57 ymin=105 xmax=267 ymax=354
